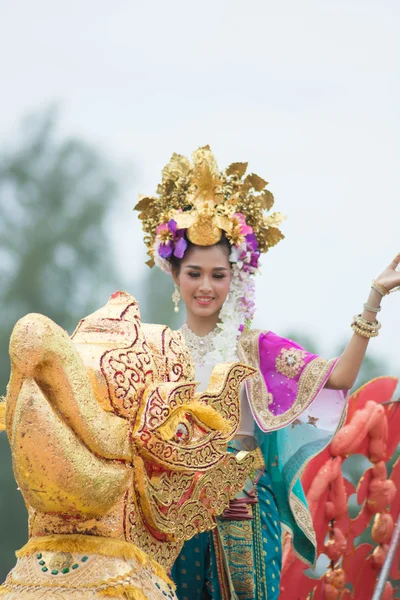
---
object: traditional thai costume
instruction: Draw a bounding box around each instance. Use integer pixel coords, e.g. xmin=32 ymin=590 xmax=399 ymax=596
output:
xmin=134 ymin=146 xmax=348 ymax=599
xmin=171 ymin=328 xmax=347 ymax=600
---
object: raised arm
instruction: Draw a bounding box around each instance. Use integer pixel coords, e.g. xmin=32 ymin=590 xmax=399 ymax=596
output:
xmin=326 ymin=254 xmax=400 ymax=390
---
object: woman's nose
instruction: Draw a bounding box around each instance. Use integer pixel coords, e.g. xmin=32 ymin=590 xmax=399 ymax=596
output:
xmin=198 ymin=276 xmax=213 ymax=293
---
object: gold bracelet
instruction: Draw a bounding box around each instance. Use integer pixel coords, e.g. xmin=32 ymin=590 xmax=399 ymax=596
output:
xmin=351 ymin=314 xmax=381 ymax=338
xmin=372 ymin=280 xmax=389 ymax=297
xmin=353 ymin=314 xmax=381 ymax=327
xmin=351 ymin=323 xmax=379 ymax=338
xmin=363 ymin=303 xmax=381 ymax=313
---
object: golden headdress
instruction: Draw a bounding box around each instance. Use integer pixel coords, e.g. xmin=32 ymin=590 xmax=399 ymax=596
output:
xmin=135 ymin=145 xmax=284 ymax=267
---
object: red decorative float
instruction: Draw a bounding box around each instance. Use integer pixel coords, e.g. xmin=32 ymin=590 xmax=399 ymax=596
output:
xmin=280 ymin=377 xmax=400 ymax=599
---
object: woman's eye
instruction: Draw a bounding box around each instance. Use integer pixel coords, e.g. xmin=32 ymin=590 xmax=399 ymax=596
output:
xmin=213 ymin=274 xmax=225 ymax=279
xmin=188 ymin=272 xmax=200 ymax=278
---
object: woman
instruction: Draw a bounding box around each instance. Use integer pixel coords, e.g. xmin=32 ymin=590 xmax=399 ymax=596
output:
xmin=135 ymin=146 xmax=400 ymax=600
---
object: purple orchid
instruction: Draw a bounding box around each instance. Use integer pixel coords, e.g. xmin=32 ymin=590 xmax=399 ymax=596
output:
xmin=156 ymin=219 xmax=188 ymax=260
xmin=245 ymin=232 xmax=258 ymax=252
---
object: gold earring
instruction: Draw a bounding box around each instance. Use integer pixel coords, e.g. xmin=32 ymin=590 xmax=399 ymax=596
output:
xmin=172 ymin=284 xmax=181 ymax=313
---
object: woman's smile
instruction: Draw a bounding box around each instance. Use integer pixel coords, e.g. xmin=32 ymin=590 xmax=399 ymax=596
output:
xmin=172 ymin=244 xmax=231 ymax=334
xmin=194 ymin=295 xmax=215 ymax=306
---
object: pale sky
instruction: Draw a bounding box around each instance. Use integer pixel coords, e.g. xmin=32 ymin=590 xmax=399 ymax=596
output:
xmin=0 ymin=0 xmax=399 ymax=370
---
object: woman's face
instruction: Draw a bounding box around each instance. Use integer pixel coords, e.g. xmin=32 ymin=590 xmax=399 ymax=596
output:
xmin=174 ymin=244 xmax=231 ymax=321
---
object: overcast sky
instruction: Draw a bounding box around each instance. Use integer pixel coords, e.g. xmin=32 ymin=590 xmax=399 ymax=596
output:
xmin=0 ymin=0 xmax=399 ymax=370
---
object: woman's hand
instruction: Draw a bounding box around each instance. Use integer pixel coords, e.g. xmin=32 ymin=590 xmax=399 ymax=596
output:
xmin=375 ymin=253 xmax=400 ymax=293
xmin=327 ymin=253 xmax=400 ymax=391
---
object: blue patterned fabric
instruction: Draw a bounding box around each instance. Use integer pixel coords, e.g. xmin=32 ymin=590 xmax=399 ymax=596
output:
xmin=172 ymin=441 xmax=282 ymax=600
xmin=255 ymin=421 xmax=338 ymax=566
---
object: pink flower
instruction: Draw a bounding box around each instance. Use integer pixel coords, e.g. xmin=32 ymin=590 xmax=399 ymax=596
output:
xmin=234 ymin=213 xmax=253 ymax=236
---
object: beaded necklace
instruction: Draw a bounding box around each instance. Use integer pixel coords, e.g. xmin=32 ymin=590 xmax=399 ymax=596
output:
xmin=180 ymin=324 xmax=216 ymax=366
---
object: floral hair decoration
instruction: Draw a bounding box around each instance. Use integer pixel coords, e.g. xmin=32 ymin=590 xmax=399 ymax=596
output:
xmin=135 ymin=146 xmax=285 ymax=362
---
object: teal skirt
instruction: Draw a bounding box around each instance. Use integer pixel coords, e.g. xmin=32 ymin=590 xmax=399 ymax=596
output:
xmin=172 ymin=440 xmax=282 ymax=600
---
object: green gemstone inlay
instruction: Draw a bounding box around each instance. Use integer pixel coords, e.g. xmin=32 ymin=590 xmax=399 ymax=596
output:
xmin=51 ymin=569 xmax=59 ymax=575
xmin=81 ymin=556 xmax=88 ymax=562
xmin=41 ymin=567 xmax=48 ymax=572
xmin=36 ymin=553 xmax=42 ymax=559
xmin=62 ymin=567 xmax=70 ymax=574
xmin=38 ymin=560 xmax=45 ymax=566
xmin=72 ymin=564 xmax=79 ymax=570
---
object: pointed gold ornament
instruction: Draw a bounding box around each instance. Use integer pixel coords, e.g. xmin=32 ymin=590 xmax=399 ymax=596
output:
xmin=134 ymin=145 xmax=285 ymax=266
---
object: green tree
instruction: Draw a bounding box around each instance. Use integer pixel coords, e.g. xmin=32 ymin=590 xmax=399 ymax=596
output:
xmin=0 ymin=108 xmax=122 ymax=581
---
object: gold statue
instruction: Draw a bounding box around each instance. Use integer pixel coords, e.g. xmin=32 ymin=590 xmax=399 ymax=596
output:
xmin=0 ymin=291 xmax=260 ymax=599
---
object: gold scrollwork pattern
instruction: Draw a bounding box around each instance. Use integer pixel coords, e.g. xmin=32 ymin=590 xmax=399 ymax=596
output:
xmin=130 ymin=451 xmax=262 ymax=565
xmin=142 ymin=324 xmax=195 ymax=384
xmin=195 ymin=363 xmax=256 ymax=436
xmin=101 ymin=337 xmax=156 ymax=419
xmin=134 ymin=363 xmax=255 ymax=472
xmin=4 ymin=289 xmax=260 ymax=596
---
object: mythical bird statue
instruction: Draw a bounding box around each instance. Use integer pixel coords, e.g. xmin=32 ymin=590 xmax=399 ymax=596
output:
xmin=0 ymin=291 xmax=260 ymax=599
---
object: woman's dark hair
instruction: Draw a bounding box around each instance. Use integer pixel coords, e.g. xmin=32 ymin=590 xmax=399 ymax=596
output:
xmin=169 ymin=233 xmax=232 ymax=275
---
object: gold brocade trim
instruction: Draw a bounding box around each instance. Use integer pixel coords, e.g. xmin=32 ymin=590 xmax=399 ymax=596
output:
xmin=212 ymin=529 xmax=231 ymax=600
xmin=289 ymin=496 xmax=316 ymax=549
xmin=285 ymin=395 xmax=349 ymax=568
xmin=253 ymin=502 xmax=268 ymax=600
xmin=238 ymin=331 xmax=336 ymax=431
xmin=237 ymin=329 xmax=273 ymax=427
xmin=217 ymin=520 xmax=256 ymax=600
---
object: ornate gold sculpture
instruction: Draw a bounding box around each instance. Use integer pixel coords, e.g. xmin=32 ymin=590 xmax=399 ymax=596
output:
xmin=0 ymin=291 xmax=260 ymax=599
xmin=135 ymin=145 xmax=285 ymax=266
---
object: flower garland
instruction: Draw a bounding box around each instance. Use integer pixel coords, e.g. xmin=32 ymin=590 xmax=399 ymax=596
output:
xmin=153 ymin=213 xmax=261 ymax=364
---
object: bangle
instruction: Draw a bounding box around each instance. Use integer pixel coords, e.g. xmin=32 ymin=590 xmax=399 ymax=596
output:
xmin=352 ymin=323 xmax=379 ymax=338
xmin=353 ymin=314 xmax=381 ymax=330
xmin=351 ymin=314 xmax=381 ymax=338
xmin=372 ymin=280 xmax=389 ymax=297
xmin=363 ymin=303 xmax=381 ymax=313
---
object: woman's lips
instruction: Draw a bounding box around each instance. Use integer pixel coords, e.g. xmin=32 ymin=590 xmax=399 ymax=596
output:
xmin=195 ymin=296 xmax=215 ymax=306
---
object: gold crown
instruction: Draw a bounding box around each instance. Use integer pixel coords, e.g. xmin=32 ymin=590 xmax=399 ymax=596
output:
xmin=135 ymin=146 xmax=284 ymax=267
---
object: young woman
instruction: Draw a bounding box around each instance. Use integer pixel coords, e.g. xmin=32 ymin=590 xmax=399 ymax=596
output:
xmin=135 ymin=146 xmax=400 ymax=600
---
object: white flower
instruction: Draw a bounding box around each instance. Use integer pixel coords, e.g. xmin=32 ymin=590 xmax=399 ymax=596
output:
xmin=229 ymin=242 xmax=247 ymax=264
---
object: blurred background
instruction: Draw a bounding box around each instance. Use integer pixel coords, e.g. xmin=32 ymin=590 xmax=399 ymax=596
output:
xmin=0 ymin=0 xmax=399 ymax=583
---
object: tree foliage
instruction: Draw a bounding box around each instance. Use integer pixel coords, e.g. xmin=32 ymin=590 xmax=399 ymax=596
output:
xmin=137 ymin=266 xmax=183 ymax=330
xmin=0 ymin=108 xmax=121 ymax=581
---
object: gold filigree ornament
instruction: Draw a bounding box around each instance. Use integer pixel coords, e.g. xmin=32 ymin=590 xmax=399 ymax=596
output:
xmin=134 ymin=145 xmax=285 ymax=267
xmin=0 ymin=291 xmax=259 ymax=599
xmin=275 ymin=347 xmax=307 ymax=379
